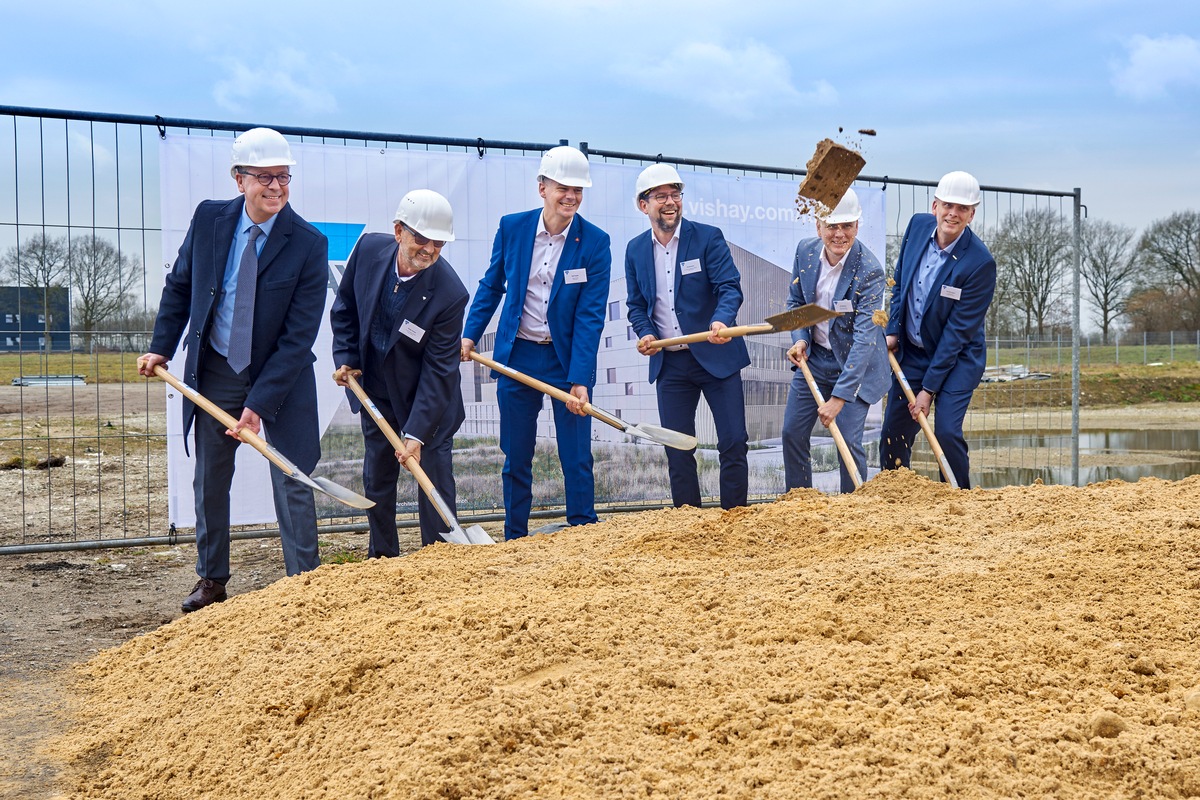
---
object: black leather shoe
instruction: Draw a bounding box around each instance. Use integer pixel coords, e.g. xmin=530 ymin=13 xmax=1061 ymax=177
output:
xmin=181 ymin=578 xmax=227 ymax=613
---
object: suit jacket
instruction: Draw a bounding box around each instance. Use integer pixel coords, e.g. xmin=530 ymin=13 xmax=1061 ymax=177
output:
xmin=329 ymin=232 xmax=468 ymax=444
xmin=788 ymin=237 xmax=889 ymax=404
xmin=624 ymin=218 xmax=751 ymax=383
xmin=150 ymin=197 xmax=328 ymax=456
xmin=463 ymin=209 xmax=611 ymax=388
xmin=885 ymin=213 xmax=997 ymax=395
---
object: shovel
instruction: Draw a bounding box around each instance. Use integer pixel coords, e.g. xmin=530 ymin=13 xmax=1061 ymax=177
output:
xmin=345 ymin=375 xmax=493 ymax=545
xmin=886 ymin=352 xmax=960 ymax=489
xmin=152 ymin=365 xmax=375 ymax=509
xmin=796 ymin=357 xmax=863 ymax=489
xmin=467 ymin=351 xmax=698 ymax=451
xmin=647 ymin=304 xmax=840 ymax=349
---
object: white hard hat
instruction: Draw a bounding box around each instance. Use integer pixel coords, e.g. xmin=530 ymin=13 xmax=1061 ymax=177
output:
xmin=230 ymin=128 xmax=296 ymax=174
xmin=394 ymin=189 xmax=455 ymax=242
xmin=934 ymin=171 xmax=981 ymax=206
xmin=538 ymin=146 xmax=592 ymax=188
xmin=822 ymin=188 xmax=862 ymax=225
xmin=634 ymin=164 xmax=684 ymax=210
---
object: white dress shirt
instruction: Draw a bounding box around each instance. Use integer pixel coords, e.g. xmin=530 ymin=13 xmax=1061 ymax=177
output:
xmin=517 ymin=214 xmax=566 ymax=342
xmin=651 ymin=228 xmax=688 ymax=350
xmin=813 ymin=247 xmax=845 ymax=349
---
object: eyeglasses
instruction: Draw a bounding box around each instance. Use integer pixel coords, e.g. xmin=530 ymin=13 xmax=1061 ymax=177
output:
xmin=237 ymin=169 xmax=292 ymax=186
xmin=402 ymin=224 xmax=446 ymax=248
xmin=647 ymin=191 xmax=683 ymax=204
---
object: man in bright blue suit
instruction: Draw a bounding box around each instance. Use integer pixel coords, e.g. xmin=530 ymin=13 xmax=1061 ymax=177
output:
xmin=460 ymin=146 xmax=611 ymax=540
xmin=881 ymin=171 xmax=997 ymax=488
xmin=139 ymin=128 xmax=328 ymax=612
xmin=782 ymin=189 xmax=889 ymax=493
xmin=625 ymin=164 xmax=750 ymax=509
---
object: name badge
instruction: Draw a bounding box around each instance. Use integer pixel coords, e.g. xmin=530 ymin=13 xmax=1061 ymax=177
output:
xmin=680 ymin=259 xmax=702 ymax=275
xmin=399 ymin=319 xmax=426 ymax=342
xmin=564 ymin=268 xmax=587 ymax=285
xmin=834 ymin=299 xmax=854 ymax=313
xmin=940 ymin=285 xmax=962 ymax=301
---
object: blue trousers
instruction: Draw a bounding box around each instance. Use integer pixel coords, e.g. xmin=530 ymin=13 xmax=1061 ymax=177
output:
xmin=192 ymin=353 xmax=320 ymax=583
xmin=497 ymin=339 xmax=596 ymax=540
xmin=781 ymin=343 xmax=871 ymax=493
xmin=359 ymin=392 xmax=455 ymax=554
xmin=880 ymin=345 xmax=975 ymax=488
xmin=656 ymin=348 xmax=748 ymax=509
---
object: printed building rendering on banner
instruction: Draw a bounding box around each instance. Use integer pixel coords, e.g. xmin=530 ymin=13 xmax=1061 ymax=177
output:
xmin=159 ymin=136 xmax=886 ymax=526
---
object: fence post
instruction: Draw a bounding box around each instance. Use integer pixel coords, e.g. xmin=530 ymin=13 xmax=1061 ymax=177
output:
xmin=1144 ymin=331 xmax=1147 ymax=365
xmin=1170 ymin=330 xmax=1175 ymax=362
xmin=1115 ymin=332 xmax=1120 ymax=365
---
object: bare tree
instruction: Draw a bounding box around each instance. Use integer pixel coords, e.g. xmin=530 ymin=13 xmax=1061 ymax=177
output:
xmin=0 ymin=233 xmax=70 ymax=359
xmin=67 ymin=236 xmax=140 ymax=352
xmin=1136 ymin=210 xmax=1200 ymax=323
xmin=991 ymin=209 xmax=1072 ymax=337
xmin=1079 ymin=219 xmax=1137 ymax=344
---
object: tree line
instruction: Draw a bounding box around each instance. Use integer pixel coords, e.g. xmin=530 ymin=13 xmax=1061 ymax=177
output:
xmin=1 ymin=232 xmax=153 ymax=353
xmin=884 ymin=209 xmax=1200 ymax=344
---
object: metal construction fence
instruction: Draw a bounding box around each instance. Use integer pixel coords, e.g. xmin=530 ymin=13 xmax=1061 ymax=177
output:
xmin=0 ymin=104 xmax=1122 ymax=554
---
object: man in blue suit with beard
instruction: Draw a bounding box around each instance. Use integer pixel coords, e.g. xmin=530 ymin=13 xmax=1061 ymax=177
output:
xmin=138 ymin=128 xmax=328 ymax=612
xmin=881 ymin=171 xmax=997 ymax=488
xmin=782 ymin=189 xmax=888 ymax=493
xmin=331 ymin=190 xmax=468 ymax=552
xmin=460 ymin=146 xmax=611 ymax=540
xmin=624 ymin=164 xmax=750 ymax=509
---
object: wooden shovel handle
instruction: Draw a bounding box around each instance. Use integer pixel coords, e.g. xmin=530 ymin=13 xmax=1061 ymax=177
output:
xmin=344 ymin=375 xmax=455 ymax=529
xmin=649 ymin=323 xmax=774 ymax=349
xmin=153 ymin=365 xmax=293 ymax=475
xmin=886 ymin=351 xmax=959 ymax=488
xmin=797 ymin=358 xmax=862 ymax=489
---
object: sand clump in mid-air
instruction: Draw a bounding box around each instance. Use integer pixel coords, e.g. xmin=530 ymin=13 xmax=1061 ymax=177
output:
xmin=57 ymin=470 xmax=1200 ymax=799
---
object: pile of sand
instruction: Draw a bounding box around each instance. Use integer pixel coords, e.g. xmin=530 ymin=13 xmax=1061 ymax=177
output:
xmin=58 ymin=470 xmax=1200 ymax=798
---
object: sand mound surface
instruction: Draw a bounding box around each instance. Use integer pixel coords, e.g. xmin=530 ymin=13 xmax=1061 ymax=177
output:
xmin=58 ymin=470 xmax=1200 ymax=798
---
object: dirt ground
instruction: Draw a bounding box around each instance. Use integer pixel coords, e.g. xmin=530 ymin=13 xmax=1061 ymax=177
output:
xmin=2 ymin=391 xmax=1199 ymax=798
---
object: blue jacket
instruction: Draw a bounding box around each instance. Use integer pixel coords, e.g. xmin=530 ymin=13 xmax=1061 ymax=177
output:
xmin=624 ymin=218 xmax=751 ymax=382
xmin=788 ymin=237 xmax=889 ymax=404
xmin=330 ymin=232 xmax=468 ymax=445
xmin=150 ymin=197 xmax=328 ymax=465
xmin=886 ymin=213 xmax=997 ymax=394
xmin=463 ymin=209 xmax=611 ymax=388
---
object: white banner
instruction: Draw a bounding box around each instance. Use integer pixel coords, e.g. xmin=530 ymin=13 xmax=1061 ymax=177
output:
xmin=160 ymin=136 xmax=886 ymax=525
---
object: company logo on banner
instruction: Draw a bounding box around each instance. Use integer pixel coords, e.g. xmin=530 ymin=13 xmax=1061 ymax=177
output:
xmin=159 ymin=135 xmax=885 ymax=526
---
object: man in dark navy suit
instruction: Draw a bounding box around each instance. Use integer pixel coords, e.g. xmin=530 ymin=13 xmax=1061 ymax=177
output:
xmin=139 ymin=128 xmax=329 ymax=612
xmin=624 ymin=164 xmax=750 ymax=509
xmin=330 ymin=190 xmax=468 ymax=552
xmin=881 ymin=171 xmax=997 ymax=488
xmin=460 ymin=146 xmax=611 ymax=540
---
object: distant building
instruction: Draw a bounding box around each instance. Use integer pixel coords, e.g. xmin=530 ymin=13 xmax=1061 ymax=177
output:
xmin=0 ymin=286 xmax=72 ymax=351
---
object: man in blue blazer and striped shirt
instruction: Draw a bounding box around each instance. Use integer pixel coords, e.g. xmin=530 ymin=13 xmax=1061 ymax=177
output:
xmin=461 ymin=146 xmax=611 ymax=540
xmin=881 ymin=171 xmax=997 ymax=488
xmin=625 ymin=164 xmax=750 ymax=509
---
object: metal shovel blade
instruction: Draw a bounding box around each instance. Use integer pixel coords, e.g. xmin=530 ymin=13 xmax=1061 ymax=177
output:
xmin=462 ymin=524 xmax=495 ymax=545
xmin=764 ymin=303 xmax=841 ymax=331
xmin=626 ymin=422 xmax=698 ymax=451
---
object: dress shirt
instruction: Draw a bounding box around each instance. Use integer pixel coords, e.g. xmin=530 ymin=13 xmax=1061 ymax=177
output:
xmin=211 ymin=209 xmax=278 ymax=356
xmin=652 ymin=227 xmax=688 ymax=350
xmin=813 ymin=247 xmax=845 ymax=349
xmin=905 ymin=229 xmax=963 ymax=348
xmin=517 ymin=214 xmax=565 ymax=342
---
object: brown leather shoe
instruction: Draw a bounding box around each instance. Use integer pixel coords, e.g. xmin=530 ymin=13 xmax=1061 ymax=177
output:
xmin=181 ymin=578 xmax=227 ymax=613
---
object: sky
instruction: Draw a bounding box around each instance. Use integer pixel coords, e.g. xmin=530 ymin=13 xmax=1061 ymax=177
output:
xmin=2 ymin=0 xmax=1198 ymax=234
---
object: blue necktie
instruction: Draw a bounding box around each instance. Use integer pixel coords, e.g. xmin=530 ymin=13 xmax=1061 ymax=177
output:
xmin=226 ymin=224 xmax=262 ymax=374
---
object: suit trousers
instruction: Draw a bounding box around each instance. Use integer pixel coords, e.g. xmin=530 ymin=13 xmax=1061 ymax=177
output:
xmin=781 ymin=343 xmax=871 ymax=493
xmin=497 ymin=338 xmax=597 ymax=540
xmin=359 ymin=393 xmax=454 ymax=553
xmin=880 ymin=345 xmax=975 ymax=488
xmin=192 ymin=353 xmax=320 ymax=583
xmin=656 ymin=348 xmax=748 ymax=509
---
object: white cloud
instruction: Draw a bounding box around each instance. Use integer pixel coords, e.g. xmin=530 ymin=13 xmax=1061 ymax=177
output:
xmin=68 ymin=130 xmax=115 ymax=171
xmin=211 ymin=47 xmax=346 ymax=116
xmin=1111 ymin=34 xmax=1200 ymax=100
xmin=615 ymin=40 xmax=835 ymax=120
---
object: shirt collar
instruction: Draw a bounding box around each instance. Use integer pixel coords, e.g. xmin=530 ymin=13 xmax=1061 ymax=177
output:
xmin=537 ymin=213 xmax=568 ymax=239
xmin=239 ymin=207 xmax=278 ymax=240
xmin=929 ymin=227 xmax=965 ymax=255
